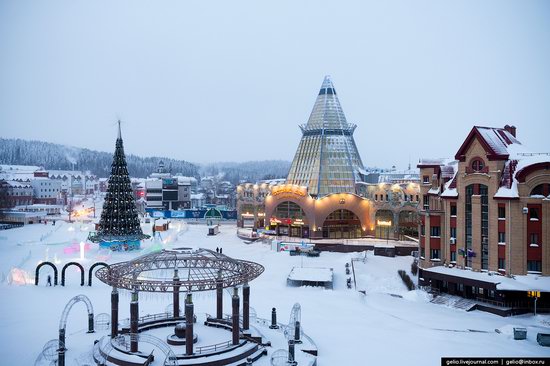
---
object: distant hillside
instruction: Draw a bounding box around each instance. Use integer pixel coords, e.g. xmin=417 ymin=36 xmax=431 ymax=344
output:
xmin=201 ymin=160 xmax=291 ymax=184
xmin=0 ymin=138 xmax=198 ymax=178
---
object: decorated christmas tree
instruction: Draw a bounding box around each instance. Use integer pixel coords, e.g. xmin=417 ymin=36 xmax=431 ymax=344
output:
xmin=90 ymin=121 xmax=149 ymax=250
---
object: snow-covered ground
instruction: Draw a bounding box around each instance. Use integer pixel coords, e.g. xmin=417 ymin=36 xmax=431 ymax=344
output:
xmin=0 ymin=220 xmax=549 ymax=365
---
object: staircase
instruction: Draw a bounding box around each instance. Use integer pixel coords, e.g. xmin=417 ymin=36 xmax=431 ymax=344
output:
xmin=430 ymin=293 xmax=477 ymax=311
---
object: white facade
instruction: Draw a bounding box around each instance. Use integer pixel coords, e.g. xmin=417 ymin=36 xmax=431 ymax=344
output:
xmin=30 ymin=178 xmax=62 ymax=203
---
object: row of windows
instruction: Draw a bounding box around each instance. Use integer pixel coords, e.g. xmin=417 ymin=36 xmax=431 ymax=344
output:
xmin=427 ymin=227 xmax=538 ymax=246
xmin=374 ymin=194 xmax=419 ymax=202
xmin=424 ymin=249 xmax=543 ymax=273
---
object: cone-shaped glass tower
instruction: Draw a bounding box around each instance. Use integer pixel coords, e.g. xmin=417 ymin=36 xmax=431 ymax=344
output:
xmin=90 ymin=121 xmax=149 ymax=250
xmin=286 ymin=76 xmax=366 ymax=197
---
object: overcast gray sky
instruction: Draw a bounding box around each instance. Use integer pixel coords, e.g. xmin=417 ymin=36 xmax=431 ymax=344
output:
xmin=1 ymin=0 xmax=549 ymax=169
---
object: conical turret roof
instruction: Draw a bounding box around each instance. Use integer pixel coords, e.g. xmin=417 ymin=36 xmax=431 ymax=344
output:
xmin=287 ymin=76 xmax=366 ymax=197
xmin=303 ymin=75 xmax=352 ymax=131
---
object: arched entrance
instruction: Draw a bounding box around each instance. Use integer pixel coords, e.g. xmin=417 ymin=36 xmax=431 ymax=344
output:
xmin=398 ymin=210 xmax=419 ymax=238
xmin=271 ymin=201 xmax=309 ymax=238
xmin=61 ymin=262 xmax=85 ymax=286
xmin=375 ymin=210 xmax=394 ymax=239
xmin=58 ymin=294 xmax=95 ymax=366
xmin=321 ymin=209 xmax=362 ymax=239
xmin=35 ymin=262 xmax=58 ymax=286
xmin=88 ymin=262 xmax=109 ymax=286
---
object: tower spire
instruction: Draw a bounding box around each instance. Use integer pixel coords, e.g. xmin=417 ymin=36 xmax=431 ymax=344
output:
xmin=286 ymin=76 xmax=366 ymax=196
xmin=117 ymin=119 xmax=122 ymax=140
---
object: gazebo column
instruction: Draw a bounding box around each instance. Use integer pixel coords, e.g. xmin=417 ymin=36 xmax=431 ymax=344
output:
xmin=173 ymin=269 xmax=180 ymax=318
xmin=185 ymin=293 xmax=194 ymax=356
xmin=232 ymin=287 xmax=240 ymax=345
xmin=216 ymin=271 xmax=223 ymax=319
xmin=111 ymin=287 xmax=119 ymax=338
xmin=242 ymin=281 xmax=250 ymax=331
xmin=130 ymin=289 xmax=139 ymax=353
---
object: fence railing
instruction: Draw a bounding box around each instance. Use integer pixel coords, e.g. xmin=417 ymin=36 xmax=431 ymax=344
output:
xmin=195 ymin=340 xmax=233 ymax=354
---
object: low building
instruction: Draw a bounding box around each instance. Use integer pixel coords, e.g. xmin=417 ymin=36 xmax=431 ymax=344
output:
xmin=418 ymin=125 xmax=550 ymax=313
xmin=191 ymin=193 xmax=206 ymax=209
xmin=0 ymin=180 xmax=33 ymax=208
xmin=0 ymin=210 xmax=47 ymax=224
xmin=30 ymin=178 xmax=62 ymax=204
xmin=237 ymin=182 xmax=419 ymax=239
xmin=145 ymin=162 xmax=192 ymax=211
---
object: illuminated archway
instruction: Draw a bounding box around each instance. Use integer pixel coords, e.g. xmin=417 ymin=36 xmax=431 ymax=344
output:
xmin=271 ymin=201 xmax=310 ymax=237
xmin=374 ymin=210 xmax=394 ymax=239
xmin=321 ymin=209 xmax=362 ymax=239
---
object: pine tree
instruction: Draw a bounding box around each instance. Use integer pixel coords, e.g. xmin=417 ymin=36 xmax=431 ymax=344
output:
xmin=90 ymin=121 xmax=149 ymax=247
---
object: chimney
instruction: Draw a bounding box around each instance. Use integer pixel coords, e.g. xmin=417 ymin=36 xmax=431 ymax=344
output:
xmin=504 ymin=125 xmax=516 ymax=137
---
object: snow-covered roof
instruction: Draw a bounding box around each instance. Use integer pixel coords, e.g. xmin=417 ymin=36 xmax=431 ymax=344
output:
xmin=0 ymin=164 xmax=42 ymax=172
xmin=475 ymin=126 xmax=520 ymax=156
xmin=440 ymin=177 xmax=458 ymax=198
xmin=427 ymin=187 xmax=440 ymax=195
xmin=422 ymin=126 xmax=550 ymax=200
xmin=495 ymin=153 xmax=550 ymax=199
xmin=2 ymin=180 xmax=33 ymax=188
xmin=288 ymin=267 xmax=333 ymax=282
xmin=424 ymin=266 xmax=550 ymax=292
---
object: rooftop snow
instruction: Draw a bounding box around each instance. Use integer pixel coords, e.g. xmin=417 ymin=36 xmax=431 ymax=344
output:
xmin=424 ymin=266 xmax=550 ymax=292
xmin=287 ymin=267 xmax=333 ymax=282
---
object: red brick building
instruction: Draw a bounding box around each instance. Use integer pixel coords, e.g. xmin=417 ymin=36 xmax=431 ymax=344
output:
xmin=418 ymin=125 xmax=550 ymax=314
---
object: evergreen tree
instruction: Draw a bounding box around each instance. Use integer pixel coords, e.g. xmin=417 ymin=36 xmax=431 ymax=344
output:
xmin=90 ymin=122 xmax=149 ymax=244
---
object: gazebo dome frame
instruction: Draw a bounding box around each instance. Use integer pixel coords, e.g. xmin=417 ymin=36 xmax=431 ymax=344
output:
xmin=95 ymin=248 xmax=264 ymax=292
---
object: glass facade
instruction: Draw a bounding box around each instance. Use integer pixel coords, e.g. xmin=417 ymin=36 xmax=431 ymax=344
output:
xmin=465 ymin=185 xmax=473 ymax=268
xmin=322 ymin=209 xmax=362 ymax=239
xmin=480 ymin=185 xmax=489 ymax=270
xmin=273 ymin=201 xmax=305 ymax=220
xmin=464 ymin=184 xmax=489 ymax=269
xmin=286 ymin=76 xmax=366 ymax=197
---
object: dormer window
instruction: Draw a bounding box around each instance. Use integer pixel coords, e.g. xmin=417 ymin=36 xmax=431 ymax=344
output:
xmin=471 ymin=159 xmax=485 ymax=172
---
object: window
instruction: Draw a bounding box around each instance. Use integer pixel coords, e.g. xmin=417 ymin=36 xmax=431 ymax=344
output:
xmin=530 ymin=233 xmax=539 ymax=245
xmin=529 ymin=208 xmax=539 ymax=221
xmin=385 ymin=194 xmax=389 ymax=202
xmin=450 ymin=227 xmax=457 ymax=239
xmin=498 ymin=258 xmax=505 ymax=270
xmin=430 ymin=249 xmax=440 ymax=260
xmin=420 ymin=247 xmax=425 ymax=259
xmin=527 ymin=260 xmax=542 ymax=272
xmin=450 ymin=204 xmax=457 ymax=217
xmin=416 ymin=195 xmax=419 ymax=202
xmin=530 ymin=184 xmax=548 ymax=197
xmin=423 ymin=195 xmax=429 ymax=210
xmin=423 ymin=175 xmax=430 ymax=184
xmin=471 ymin=159 xmax=485 ymax=172
xmin=450 ymin=251 xmax=456 ymax=262
xmin=375 ymin=194 xmax=378 ymax=201
xmin=498 ymin=232 xmax=505 ymax=244
xmin=430 ymin=226 xmax=440 ymax=237
xmin=420 ymin=225 xmax=425 ymax=236
xmin=498 ymin=206 xmax=505 ymax=219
